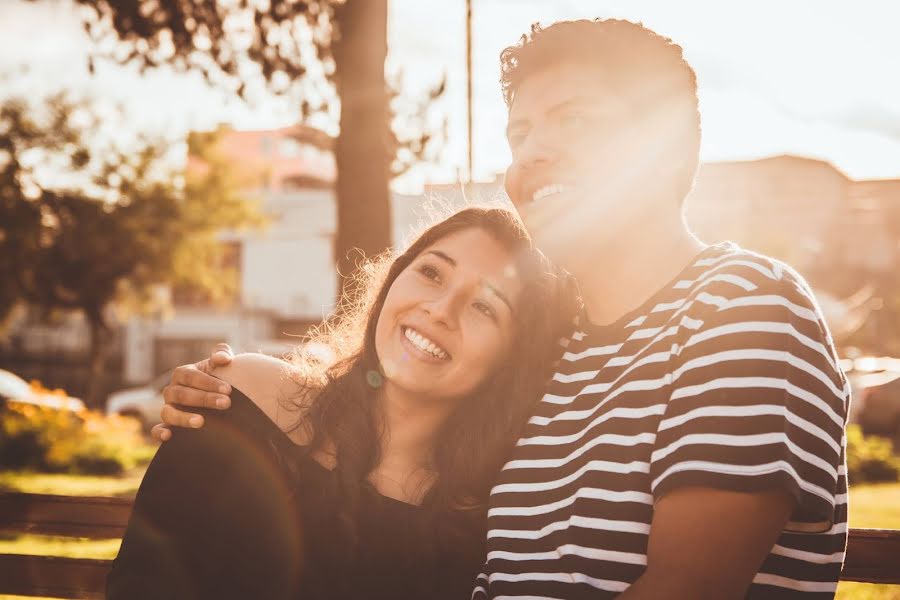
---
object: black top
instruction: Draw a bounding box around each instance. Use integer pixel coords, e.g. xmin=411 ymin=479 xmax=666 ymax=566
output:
xmin=107 ymin=389 xmax=486 ymax=600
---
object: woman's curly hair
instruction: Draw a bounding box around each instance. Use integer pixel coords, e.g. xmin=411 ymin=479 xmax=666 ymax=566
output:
xmin=281 ymin=205 xmax=579 ymax=563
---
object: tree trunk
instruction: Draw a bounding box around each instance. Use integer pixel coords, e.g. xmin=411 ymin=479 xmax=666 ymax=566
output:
xmin=85 ymin=310 xmax=110 ymax=409
xmin=331 ymin=0 xmax=391 ymax=298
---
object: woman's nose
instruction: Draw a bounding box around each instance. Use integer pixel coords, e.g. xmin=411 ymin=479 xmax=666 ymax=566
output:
xmin=422 ymin=291 xmax=462 ymax=329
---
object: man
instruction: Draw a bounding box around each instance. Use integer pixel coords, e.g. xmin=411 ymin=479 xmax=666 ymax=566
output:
xmin=160 ymin=19 xmax=847 ymax=599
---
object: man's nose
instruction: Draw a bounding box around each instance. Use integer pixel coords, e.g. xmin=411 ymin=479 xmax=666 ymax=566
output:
xmin=515 ymin=129 xmax=559 ymax=170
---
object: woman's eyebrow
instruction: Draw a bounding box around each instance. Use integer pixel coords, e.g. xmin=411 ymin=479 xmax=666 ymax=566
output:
xmin=423 ymin=250 xmax=455 ymax=266
xmin=423 ymin=249 xmax=513 ymax=313
xmin=483 ymin=282 xmax=514 ymax=314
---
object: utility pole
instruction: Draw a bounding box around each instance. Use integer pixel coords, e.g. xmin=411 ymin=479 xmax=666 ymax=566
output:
xmin=466 ymin=0 xmax=474 ymax=182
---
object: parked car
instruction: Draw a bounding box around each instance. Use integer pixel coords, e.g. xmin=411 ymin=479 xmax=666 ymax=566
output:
xmin=106 ymin=371 xmax=171 ymax=432
xmin=0 ymin=368 xmax=85 ymax=412
xmin=855 ymin=372 xmax=900 ymax=443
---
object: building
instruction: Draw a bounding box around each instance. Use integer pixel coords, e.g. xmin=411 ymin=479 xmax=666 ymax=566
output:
xmin=686 ymin=155 xmax=899 ymax=349
xmin=685 ymin=155 xmax=899 ymax=282
xmin=7 ymin=142 xmax=897 ymax=393
xmin=123 ymin=127 xmax=489 ymax=383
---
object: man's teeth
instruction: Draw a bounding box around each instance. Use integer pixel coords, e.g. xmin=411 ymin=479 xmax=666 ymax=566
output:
xmin=531 ymin=184 xmax=570 ymax=203
xmin=404 ymin=327 xmax=449 ymax=360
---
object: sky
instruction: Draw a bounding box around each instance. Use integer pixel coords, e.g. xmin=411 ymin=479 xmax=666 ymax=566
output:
xmin=1 ymin=0 xmax=899 ymax=190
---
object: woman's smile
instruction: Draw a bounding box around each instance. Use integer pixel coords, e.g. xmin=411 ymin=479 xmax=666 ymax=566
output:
xmin=374 ymin=227 xmax=522 ymax=403
xmin=401 ymin=326 xmax=451 ymax=362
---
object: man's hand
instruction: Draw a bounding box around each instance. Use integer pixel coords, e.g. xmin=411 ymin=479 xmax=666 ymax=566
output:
xmin=151 ymin=343 xmax=235 ymax=442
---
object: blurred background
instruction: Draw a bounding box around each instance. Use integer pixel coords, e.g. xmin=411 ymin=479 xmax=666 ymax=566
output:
xmin=0 ymin=1 xmax=898 ymax=598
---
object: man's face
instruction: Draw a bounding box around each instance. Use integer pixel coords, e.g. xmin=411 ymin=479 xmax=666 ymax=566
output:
xmin=504 ymin=61 xmax=665 ymax=266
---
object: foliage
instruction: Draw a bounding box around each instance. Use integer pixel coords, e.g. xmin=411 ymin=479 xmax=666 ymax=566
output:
xmin=76 ymin=0 xmax=340 ymax=100
xmin=0 ymin=93 xmax=265 ymax=405
xmin=0 ymin=400 xmax=156 ymax=475
xmin=72 ymin=0 xmax=444 ymax=176
xmin=66 ymin=0 xmax=446 ymax=293
xmin=846 ymin=424 xmax=900 ymax=484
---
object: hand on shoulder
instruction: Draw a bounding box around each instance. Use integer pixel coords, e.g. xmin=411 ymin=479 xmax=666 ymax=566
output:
xmin=210 ymin=353 xmax=303 ymax=430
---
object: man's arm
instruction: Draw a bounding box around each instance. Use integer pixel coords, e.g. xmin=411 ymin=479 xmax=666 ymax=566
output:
xmin=618 ymin=487 xmax=795 ymax=600
xmin=624 ymin=263 xmax=846 ymax=598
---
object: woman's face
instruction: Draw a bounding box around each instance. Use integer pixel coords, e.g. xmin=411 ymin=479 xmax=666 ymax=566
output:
xmin=374 ymin=227 xmax=523 ymax=404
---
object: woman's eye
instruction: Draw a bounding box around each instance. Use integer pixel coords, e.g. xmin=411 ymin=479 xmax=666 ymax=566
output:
xmin=419 ymin=264 xmax=440 ymax=281
xmin=473 ymin=301 xmax=496 ymax=320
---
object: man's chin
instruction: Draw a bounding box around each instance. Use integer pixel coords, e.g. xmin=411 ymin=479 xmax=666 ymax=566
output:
xmin=519 ymin=193 xmax=571 ymax=237
xmin=522 ymin=196 xmax=607 ymax=268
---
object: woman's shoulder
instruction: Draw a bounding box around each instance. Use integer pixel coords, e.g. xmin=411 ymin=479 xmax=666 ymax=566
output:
xmin=210 ymin=353 xmax=312 ymax=444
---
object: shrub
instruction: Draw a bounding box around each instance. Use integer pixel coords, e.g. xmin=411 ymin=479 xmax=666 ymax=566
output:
xmin=0 ymin=401 xmax=156 ymax=475
xmin=846 ymin=424 xmax=900 ymax=484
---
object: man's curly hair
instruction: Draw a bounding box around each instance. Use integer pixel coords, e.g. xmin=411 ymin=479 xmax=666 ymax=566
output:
xmin=499 ymin=19 xmax=702 ymax=203
xmin=500 ymin=19 xmax=698 ymax=112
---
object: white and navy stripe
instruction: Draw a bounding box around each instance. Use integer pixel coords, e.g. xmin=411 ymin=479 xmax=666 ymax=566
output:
xmin=473 ymin=243 xmax=848 ymax=599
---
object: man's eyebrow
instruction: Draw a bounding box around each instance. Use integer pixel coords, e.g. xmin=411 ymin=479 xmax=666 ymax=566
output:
xmin=506 ymin=96 xmax=602 ymax=138
xmin=506 ymin=117 xmax=529 ymax=138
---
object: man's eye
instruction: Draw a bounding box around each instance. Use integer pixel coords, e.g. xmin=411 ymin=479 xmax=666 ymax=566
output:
xmin=560 ymin=113 xmax=588 ymax=130
xmin=507 ymin=131 xmax=527 ymax=150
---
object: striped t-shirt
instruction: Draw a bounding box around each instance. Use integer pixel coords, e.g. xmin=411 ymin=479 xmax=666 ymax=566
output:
xmin=473 ymin=242 xmax=849 ymax=599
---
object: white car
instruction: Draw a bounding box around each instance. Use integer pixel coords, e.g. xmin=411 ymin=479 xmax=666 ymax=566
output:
xmin=106 ymin=371 xmax=171 ymax=432
xmin=0 ymin=368 xmax=85 ymax=412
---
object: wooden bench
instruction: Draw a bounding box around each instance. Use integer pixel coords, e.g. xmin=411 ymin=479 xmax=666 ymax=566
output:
xmin=1 ymin=492 xmax=900 ymax=599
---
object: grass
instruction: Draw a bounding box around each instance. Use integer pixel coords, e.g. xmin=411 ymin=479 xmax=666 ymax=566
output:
xmin=834 ymin=483 xmax=900 ymax=600
xmin=0 ymin=468 xmax=145 ymax=498
xmin=0 ymin=468 xmax=145 ymax=562
xmin=0 ymin=534 xmax=121 ymax=559
xmin=846 ymin=482 xmax=900 ymax=529
xmin=837 ymin=584 xmax=900 ymax=600
xmin=0 ymin=469 xmax=144 ymax=600
xmin=0 ymin=472 xmax=898 ymax=599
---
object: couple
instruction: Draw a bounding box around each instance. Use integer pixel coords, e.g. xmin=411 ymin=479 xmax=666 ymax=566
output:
xmin=108 ymin=18 xmax=849 ymax=600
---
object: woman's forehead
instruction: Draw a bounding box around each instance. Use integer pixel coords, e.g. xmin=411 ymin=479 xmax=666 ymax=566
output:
xmin=420 ymin=229 xmax=523 ymax=293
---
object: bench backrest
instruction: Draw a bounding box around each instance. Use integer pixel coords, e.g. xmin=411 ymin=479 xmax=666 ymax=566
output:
xmin=1 ymin=492 xmax=899 ymax=598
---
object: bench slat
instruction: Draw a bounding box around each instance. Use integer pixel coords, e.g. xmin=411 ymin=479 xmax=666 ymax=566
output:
xmin=0 ymin=554 xmax=110 ymax=600
xmin=0 ymin=493 xmax=132 ymax=539
xmin=842 ymin=528 xmax=900 ymax=584
xmin=1 ymin=492 xmax=899 ymax=597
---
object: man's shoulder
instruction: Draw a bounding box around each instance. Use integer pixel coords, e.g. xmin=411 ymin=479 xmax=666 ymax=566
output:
xmin=674 ymin=243 xmax=842 ymax=358
xmin=684 ymin=242 xmax=820 ymax=310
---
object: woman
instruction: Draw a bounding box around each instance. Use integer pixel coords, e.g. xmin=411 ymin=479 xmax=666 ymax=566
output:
xmin=107 ymin=207 xmax=579 ymax=600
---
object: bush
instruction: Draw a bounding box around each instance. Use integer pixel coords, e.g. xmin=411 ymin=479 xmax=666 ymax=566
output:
xmin=846 ymin=424 xmax=900 ymax=484
xmin=0 ymin=401 xmax=156 ymax=475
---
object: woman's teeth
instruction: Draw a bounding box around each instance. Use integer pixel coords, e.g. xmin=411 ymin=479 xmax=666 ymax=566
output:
xmin=404 ymin=327 xmax=449 ymax=360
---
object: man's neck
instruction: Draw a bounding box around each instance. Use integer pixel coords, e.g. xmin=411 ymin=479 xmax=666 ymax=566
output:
xmin=571 ymin=217 xmax=705 ymax=327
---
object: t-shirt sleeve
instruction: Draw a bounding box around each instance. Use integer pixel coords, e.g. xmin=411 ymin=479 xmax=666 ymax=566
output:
xmin=106 ymin=389 xmax=304 ymax=600
xmin=649 ymin=268 xmax=848 ymax=532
